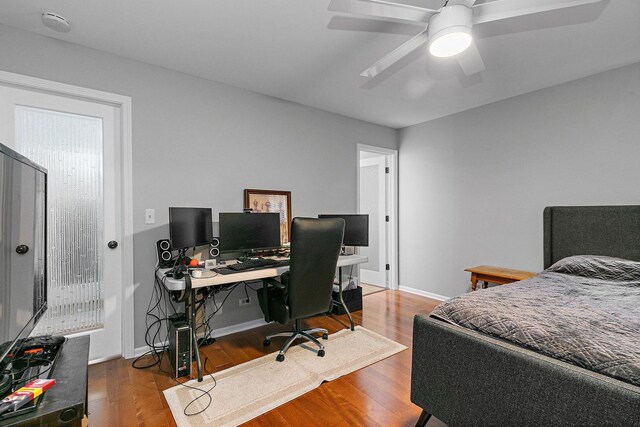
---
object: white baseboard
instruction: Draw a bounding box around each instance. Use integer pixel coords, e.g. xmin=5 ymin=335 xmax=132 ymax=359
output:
xmin=131 ymin=318 xmax=268 ymax=359
xmin=133 ymin=340 xmax=167 ymax=359
xmin=398 ymin=285 xmax=449 ymax=301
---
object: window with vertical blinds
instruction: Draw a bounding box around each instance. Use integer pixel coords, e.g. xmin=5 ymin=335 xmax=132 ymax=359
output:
xmin=16 ymin=106 xmax=105 ymax=335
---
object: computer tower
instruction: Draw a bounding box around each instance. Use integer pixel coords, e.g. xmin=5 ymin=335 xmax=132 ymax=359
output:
xmin=168 ymin=317 xmax=192 ymax=378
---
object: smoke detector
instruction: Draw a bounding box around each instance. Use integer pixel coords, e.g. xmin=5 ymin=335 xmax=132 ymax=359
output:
xmin=41 ymin=12 xmax=71 ymax=33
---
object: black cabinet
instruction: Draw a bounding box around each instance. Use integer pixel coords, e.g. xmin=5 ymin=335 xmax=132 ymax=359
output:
xmin=332 ymin=286 xmax=363 ymax=315
xmin=1 ymin=336 xmax=89 ymax=427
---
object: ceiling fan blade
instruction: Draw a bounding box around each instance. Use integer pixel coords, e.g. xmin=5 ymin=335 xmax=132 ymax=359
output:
xmin=361 ymin=29 xmax=430 ymax=78
xmin=456 ymin=41 xmax=485 ymax=76
xmin=446 ymin=0 xmax=478 ymax=7
xmin=473 ymin=0 xmax=603 ymax=25
xmin=329 ymin=0 xmax=436 ymax=24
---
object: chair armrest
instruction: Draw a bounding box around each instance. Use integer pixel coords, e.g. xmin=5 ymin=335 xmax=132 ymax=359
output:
xmin=262 ymin=277 xmax=286 ymax=290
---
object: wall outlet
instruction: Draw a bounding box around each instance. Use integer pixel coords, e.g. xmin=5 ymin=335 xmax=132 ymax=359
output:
xmin=145 ymin=208 xmax=155 ymax=224
xmin=239 ymin=297 xmax=252 ymax=307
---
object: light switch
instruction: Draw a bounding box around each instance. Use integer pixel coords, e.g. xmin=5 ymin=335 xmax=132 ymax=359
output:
xmin=145 ymin=209 xmax=155 ymax=224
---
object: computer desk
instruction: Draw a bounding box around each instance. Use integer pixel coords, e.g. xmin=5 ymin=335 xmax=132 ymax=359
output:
xmin=156 ymin=254 xmax=368 ymax=381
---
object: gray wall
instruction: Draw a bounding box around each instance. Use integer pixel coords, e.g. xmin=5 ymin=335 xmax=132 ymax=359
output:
xmin=0 ymin=24 xmax=397 ymax=350
xmin=399 ymin=62 xmax=640 ymax=298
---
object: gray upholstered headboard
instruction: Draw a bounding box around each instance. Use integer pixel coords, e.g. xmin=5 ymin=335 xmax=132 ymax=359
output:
xmin=543 ymin=205 xmax=640 ymax=269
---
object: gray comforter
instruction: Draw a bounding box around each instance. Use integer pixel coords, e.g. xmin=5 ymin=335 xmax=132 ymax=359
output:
xmin=431 ymin=255 xmax=640 ymax=387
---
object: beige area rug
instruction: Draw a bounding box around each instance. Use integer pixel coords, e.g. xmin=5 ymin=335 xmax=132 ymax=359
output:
xmin=163 ymin=326 xmax=406 ymax=427
xmin=361 ymin=282 xmax=386 ymax=296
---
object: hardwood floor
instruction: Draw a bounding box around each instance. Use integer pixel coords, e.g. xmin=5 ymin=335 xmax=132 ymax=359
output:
xmin=87 ymin=290 xmax=444 ymax=426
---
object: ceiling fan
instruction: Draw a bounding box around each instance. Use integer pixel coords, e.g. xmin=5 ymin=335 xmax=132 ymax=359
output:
xmin=328 ymin=0 xmax=604 ymax=78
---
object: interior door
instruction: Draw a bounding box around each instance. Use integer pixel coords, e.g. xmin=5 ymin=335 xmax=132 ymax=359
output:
xmin=359 ymin=155 xmax=387 ymax=287
xmin=0 ymin=84 xmax=122 ymax=362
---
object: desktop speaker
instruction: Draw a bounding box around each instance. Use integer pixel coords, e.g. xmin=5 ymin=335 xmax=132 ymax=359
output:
xmin=156 ymin=239 xmax=174 ymax=268
xmin=209 ymin=237 xmax=220 ymax=262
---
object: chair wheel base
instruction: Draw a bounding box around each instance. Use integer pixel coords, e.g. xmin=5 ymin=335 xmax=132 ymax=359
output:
xmin=263 ymin=339 xmax=270 ymax=347
xmin=322 ymin=333 xmax=328 ymax=340
xmin=276 ymin=354 xmax=285 ymax=362
xmin=317 ymin=349 xmax=325 ymax=357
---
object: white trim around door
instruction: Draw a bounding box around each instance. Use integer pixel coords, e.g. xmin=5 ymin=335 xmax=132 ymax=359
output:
xmin=356 ymin=143 xmax=399 ymax=291
xmin=0 ymin=69 xmax=135 ymax=359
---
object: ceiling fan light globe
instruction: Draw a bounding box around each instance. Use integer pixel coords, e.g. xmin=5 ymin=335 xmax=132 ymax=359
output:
xmin=427 ymin=5 xmax=473 ymax=58
xmin=429 ymin=28 xmax=472 ymax=58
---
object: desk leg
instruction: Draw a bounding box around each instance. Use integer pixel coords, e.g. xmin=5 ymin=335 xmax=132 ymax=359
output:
xmin=471 ymin=273 xmax=478 ymax=291
xmin=188 ymin=288 xmax=203 ymax=382
xmin=337 ymin=266 xmax=355 ymax=331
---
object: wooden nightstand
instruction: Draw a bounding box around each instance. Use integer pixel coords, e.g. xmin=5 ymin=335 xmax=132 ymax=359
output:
xmin=465 ymin=265 xmax=537 ymax=291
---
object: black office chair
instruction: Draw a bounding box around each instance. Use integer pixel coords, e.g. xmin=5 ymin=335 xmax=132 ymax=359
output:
xmin=257 ymin=217 xmax=345 ymax=362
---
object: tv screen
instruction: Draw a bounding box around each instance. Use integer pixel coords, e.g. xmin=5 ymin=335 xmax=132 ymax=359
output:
xmin=169 ymin=207 xmax=213 ymax=250
xmin=318 ymin=214 xmax=369 ymax=247
xmin=0 ymin=143 xmax=47 ymax=369
xmin=219 ymin=213 xmax=281 ymax=253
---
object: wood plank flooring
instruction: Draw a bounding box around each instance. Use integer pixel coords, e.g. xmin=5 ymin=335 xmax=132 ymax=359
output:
xmin=360 ymin=282 xmax=386 ymax=296
xmin=87 ymin=290 xmax=444 ymax=426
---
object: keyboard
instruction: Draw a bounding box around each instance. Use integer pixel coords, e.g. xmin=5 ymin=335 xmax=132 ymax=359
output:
xmin=227 ymin=258 xmax=289 ymax=271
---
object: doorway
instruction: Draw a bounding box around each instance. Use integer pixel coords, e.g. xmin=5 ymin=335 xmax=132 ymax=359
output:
xmin=357 ymin=144 xmax=398 ymax=291
xmin=0 ymin=71 xmax=134 ymax=362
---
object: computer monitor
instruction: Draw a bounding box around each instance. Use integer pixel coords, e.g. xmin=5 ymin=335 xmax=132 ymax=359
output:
xmin=169 ymin=207 xmax=213 ymax=250
xmin=219 ymin=213 xmax=281 ymax=254
xmin=318 ymin=214 xmax=369 ymax=247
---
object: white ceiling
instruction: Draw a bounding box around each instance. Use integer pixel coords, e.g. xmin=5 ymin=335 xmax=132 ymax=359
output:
xmin=0 ymin=1 xmax=638 ymax=129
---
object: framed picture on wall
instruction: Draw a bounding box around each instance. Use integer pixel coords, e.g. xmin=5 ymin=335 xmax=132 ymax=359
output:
xmin=244 ymin=189 xmax=292 ymax=245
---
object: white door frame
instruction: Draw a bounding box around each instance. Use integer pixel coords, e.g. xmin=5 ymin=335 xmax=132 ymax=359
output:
xmin=0 ymin=70 xmax=135 ymax=359
xmin=356 ymin=143 xmax=399 ymax=291
xmin=359 ymin=155 xmax=387 ymax=287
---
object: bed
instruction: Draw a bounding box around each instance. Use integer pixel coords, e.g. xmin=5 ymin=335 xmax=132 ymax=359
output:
xmin=410 ymin=206 xmax=640 ymax=426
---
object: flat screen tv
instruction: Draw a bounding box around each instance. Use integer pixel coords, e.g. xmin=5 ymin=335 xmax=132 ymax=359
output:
xmin=0 ymin=143 xmax=47 ymax=380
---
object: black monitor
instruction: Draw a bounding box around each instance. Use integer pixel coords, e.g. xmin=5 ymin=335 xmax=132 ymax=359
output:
xmin=219 ymin=213 xmax=281 ymax=254
xmin=318 ymin=214 xmax=369 ymax=247
xmin=169 ymin=207 xmax=213 ymax=250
